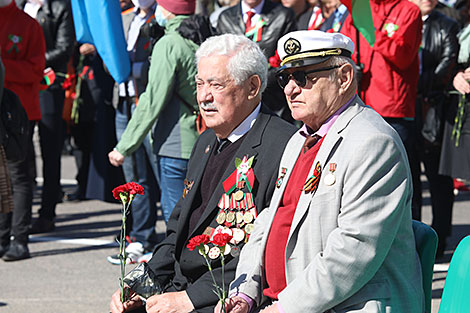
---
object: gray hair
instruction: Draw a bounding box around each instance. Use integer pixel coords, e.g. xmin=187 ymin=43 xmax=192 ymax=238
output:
xmin=196 ymin=34 xmax=268 ymax=93
xmin=326 ymin=56 xmax=357 ymax=88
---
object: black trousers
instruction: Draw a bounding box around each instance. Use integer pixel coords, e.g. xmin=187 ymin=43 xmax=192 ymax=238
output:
xmin=37 ymin=84 xmax=65 ymax=220
xmin=0 ymin=122 xmax=35 ymax=245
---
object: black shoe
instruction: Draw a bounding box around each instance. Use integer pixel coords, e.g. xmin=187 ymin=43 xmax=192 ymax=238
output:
xmin=30 ymin=217 xmax=55 ymax=234
xmin=0 ymin=244 xmax=8 ymax=258
xmin=65 ymin=191 xmax=86 ymax=202
xmin=2 ymin=242 xmax=30 ymax=261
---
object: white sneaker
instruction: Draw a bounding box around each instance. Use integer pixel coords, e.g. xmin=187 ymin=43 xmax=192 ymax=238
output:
xmin=138 ymin=252 xmax=153 ymax=263
xmin=107 ymin=242 xmax=144 ymax=265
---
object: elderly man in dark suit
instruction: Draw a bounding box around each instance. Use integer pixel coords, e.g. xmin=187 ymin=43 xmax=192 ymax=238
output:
xmin=109 ymin=33 xmax=297 ymax=313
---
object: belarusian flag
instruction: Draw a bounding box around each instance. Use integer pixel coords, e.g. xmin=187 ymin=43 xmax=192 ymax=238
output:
xmin=341 ymin=0 xmax=375 ymax=46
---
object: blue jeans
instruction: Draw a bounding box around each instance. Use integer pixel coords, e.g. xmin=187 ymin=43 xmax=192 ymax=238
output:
xmin=115 ymin=99 xmax=160 ymax=248
xmin=156 ymin=156 xmax=188 ymax=223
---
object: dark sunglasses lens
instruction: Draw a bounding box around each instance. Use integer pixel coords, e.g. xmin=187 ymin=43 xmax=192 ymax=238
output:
xmin=277 ymin=73 xmax=289 ymax=88
xmin=292 ymin=71 xmax=307 ymax=87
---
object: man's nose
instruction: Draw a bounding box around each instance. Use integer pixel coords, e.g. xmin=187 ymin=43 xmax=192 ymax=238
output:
xmin=284 ymin=78 xmax=301 ymax=97
xmin=197 ymin=84 xmax=213 ymax=102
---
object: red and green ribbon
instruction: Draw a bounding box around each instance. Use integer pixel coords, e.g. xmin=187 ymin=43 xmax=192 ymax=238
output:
xmin=222 ymin=156 xmax=255 ymax=194
xmin=245 ymin=19 xmax=266 ymax=43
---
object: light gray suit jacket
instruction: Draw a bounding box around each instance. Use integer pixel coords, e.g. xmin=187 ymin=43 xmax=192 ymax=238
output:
xmin=230 ymin=97 xmax=424 ymax=313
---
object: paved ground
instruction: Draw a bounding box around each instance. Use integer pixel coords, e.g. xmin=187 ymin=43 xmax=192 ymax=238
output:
xmin=0 ymin=134 xmax=469 ymax=313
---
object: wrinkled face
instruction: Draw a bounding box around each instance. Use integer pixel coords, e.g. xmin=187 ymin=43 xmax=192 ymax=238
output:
xmin=196 ymin=55 xmax=257 ymax=138
xmin=412 ymin=0 xmax=437 ymax=16
xmin=283 ymin=62 xmax=341 ymax=130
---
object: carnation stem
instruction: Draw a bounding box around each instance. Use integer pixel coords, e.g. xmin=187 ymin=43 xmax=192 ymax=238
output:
xmin=119 ymin=202 xmax=129 ymax=303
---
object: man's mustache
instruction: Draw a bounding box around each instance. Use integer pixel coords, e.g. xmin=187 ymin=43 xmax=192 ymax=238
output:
xmin=200 ymin=102 xmax=218 ymax=111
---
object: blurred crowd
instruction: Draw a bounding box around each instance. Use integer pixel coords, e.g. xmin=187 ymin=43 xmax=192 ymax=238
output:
xmin=0 ymin=0 xmax=469 ymax=264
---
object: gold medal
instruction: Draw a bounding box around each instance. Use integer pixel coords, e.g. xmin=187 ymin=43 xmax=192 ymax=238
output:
xmin=244 ymin=223 xmax=254 ymax=234
xmin=243 ymin=211 xmax=253 ymax=224
xmin=236 ymin=212 xmax=244 ymax=224
xmin=216 ymin=212 xmax=226 ymax=224
xmin=234 ymin=190 xmax=244 ymax=201
xmin=226 ymin=212 xmax=235 ymax=223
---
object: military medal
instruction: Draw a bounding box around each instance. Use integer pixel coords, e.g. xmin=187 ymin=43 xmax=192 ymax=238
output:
xmin=276 ymin=168 xmax=287 ymax=189
xmin=324 ymin=163 xmax=336 ymax=186
xmin=244 ymin=223 xmax=254 ymax=234
xmin=236 ymin=212 xmax=244 ymax=224
xmin=232 ymin=228 xmax=245 ymax=244
xmin=223 ymin=244 xmax=231 ymax=256
xmin=243 ymin=211 xmax=253 ymax=223
xmin=216 ymin=211 xmax=226 ymax=224
xmin=303 ymin=161 xmax=321 ymax=194
xmin=208 ymin=246 xmax=221 ymax=259
xmin=230 ymin=245 xmax=240 ymax=257
xmin=234 ymin=190 xmax=244 ymax=201
xmin=226 ymin=212 xmax=235 ymax=223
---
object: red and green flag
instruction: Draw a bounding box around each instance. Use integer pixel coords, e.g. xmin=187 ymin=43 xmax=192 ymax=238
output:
xmin=341 ymin=0 xmax=376 ymax=46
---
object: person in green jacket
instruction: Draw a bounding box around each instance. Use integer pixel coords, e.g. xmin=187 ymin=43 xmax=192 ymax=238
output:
xmin=108 ymin=0 xmax=199 ymax=223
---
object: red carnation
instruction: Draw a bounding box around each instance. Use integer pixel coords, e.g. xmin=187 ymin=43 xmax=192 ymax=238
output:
xmin=112 ymin=182 xmax=144 ymax=201
xmin=112 ymin=185 xmax=128 ymax=200
xmin=187 ymin=234 xmax=210 ymax=251
xmin=211 ymin=233 xmax=233 ymax=247
xmin=125 ymin=182 xmax=145 ymax=195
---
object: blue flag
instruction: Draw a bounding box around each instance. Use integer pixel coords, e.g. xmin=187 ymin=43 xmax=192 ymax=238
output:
xmin=71 ymin=0 xmax=130 ymax=83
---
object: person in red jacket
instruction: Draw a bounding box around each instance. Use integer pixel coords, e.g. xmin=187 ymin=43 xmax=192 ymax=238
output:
xmin=0 ymin=0 xmax=45 ymax=261
xmin=341 ymin=0 xmax=422 ymax=159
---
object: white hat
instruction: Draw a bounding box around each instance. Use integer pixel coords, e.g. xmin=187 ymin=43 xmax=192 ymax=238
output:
xmin=277 ymin=30 xmax=355 ymax=69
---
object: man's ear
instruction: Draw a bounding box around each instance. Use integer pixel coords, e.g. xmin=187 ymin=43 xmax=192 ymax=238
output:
xmin=247 ymin=75 xmax=262 ymax=100
xmin=338 ymin=63 xmax=354 ymax=95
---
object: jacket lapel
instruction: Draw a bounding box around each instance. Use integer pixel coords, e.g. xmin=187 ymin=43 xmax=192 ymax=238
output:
xmin=288 ymin=97 xmax=364 ymax=241
xmin=175 ymin=134 xmax=217 ymax=241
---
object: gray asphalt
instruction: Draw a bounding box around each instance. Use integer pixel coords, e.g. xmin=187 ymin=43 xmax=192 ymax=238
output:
xmin=0 ymin=132 xmax=469 ymax=313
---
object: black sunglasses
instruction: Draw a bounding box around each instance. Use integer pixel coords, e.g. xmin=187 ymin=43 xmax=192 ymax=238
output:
xmin=276 ymin=65 xmax=341 ymax=89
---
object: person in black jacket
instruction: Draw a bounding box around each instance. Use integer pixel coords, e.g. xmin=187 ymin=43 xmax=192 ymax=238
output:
xmin=16 ymin=0 xmax=75 ymax=234
xmin=217 ymin=0 xmax=297 ymax=123
xmin=109 ymin=33 xmax=297 ymax=313
xmin=410 ymin=0 xmax=460 ymax=258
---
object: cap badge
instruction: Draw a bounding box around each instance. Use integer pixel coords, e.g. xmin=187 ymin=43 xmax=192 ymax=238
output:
xmin=284 ymin=38 xmax=301 ymax=55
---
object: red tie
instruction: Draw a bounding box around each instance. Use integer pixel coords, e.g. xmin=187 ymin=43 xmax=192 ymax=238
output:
xmin=245 ymin=11 xmax=255 ymax=33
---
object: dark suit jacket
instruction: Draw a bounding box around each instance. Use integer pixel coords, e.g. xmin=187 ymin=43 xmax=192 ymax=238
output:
xmin=216 ymin=1 xmax=297 ymax=122
xmin=147 ymin=106 xmax=297 ymax=312
xmin=217 ymin=0 xmax=297 ymax=59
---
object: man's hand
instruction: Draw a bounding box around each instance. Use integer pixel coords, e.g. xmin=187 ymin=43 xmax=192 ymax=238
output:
xmin=145 ymin=291 xmax=194 ymax=313
xmin=79 ymin=43 xmax=96 ymax=56
xmin=110 ymin=288 xmax=143 ymax=313
xmin=453 ymin=68 xmax=470 ymax=95
xmin=109 ymin=150 xmax=125 ymax=167
xmin=214 ymin=296 xmax=250 ymax=313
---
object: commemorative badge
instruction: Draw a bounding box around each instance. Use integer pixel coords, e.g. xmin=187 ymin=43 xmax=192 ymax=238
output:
xmin=276 ymin=167 xmax=287 ymax=188
xmin=384 ymin=23 xmax=399 ymax=38
xmin=303 ymin=161 xmax=322 ymax=194
xmin=182 ymin=179 xmax=194 ymax=199
xmin=324 ymin=163 xmax=336 ymax=186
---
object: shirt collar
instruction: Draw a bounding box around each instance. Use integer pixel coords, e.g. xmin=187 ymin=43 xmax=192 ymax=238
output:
xmin=225 ymin=102 xmax=261 ymax=143
xmin=241 ymin=0 xmax=265 ymax=16
xmin=300 ymin=95 xmax=354 ymax=138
